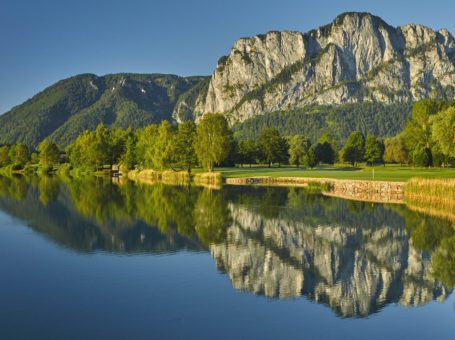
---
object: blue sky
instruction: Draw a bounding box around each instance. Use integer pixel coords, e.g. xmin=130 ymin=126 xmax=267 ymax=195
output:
xmin=1 ymin=0 xmax=454 ymax=114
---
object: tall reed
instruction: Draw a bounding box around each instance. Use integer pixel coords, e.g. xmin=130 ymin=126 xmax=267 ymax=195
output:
xmin=405 ymin=178 xmax=455 ymax=222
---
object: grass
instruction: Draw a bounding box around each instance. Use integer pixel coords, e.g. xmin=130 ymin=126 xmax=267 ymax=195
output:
xmin=405 ymin=178 xmax=455 ymax=222
xmin=217 ymin=164 xmax=455 ymax=182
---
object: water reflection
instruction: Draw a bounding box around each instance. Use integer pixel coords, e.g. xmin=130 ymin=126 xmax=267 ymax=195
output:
xmin=0 ymin=175 xmax=453 ymax=317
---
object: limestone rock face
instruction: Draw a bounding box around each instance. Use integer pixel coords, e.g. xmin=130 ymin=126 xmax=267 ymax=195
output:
xmin=195 ymin=12 xmax=455 ymax=123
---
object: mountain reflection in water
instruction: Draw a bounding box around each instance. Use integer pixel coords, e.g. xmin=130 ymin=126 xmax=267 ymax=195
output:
xmin=0 ymin=175 xmax=453 ymax=318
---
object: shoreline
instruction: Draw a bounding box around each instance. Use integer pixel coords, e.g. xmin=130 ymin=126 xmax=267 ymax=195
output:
xmin=225 ymin=176 xmax=405 ymax=204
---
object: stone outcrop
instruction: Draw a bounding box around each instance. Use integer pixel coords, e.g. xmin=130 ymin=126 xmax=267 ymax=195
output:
xmin=195 ymin=12 xmax=455 ymax=123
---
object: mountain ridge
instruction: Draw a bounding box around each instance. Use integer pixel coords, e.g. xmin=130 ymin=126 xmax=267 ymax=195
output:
xmin=0 ymin=12 xmax=453 ymax=147
xmin=194 ymin=11 xmax=455 ymax=122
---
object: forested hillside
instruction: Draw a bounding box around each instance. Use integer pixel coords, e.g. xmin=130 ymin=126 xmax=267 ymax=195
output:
xmin=232 ymin=103 xmax=413 ymax=145
xmin=0 ymin=73 xmax=208 ymax=147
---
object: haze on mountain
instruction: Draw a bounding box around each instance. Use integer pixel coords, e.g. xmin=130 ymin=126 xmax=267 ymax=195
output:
xmin=0 ymin=12 xmax=454 ymax=147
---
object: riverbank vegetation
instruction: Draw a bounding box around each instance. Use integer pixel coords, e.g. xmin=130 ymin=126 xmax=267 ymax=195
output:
xmin=0 ymin=100 xmax=453 ymax=182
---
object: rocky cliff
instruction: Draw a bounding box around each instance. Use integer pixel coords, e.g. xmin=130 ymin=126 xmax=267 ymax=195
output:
xmin=196 ymin=12 xmax=455 ymax=123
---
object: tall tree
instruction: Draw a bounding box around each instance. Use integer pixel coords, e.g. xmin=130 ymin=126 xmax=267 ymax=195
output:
xmin=257 ymin=128 xmax=285 ymax=167
xmin=9 ymin=143 xmax=29 ymax=165
xmin=364 ymin=135 xmax=384 ymax=165
xmin=173 ymin=121 xmax=198 ymax=174
xmin=431 ymin=106 xmax=455 ymax=158
xmin=195 ymin=113 xmax=233 ymax=172
xmin=384 ymin=135 xmax=409 ymax=166
xmin=135 ymin=124 xmax=158 ymax=168
xmin=317 ymin=133 xmax=338 ymax=162
xmin=304 ymin=147 xmax=317 ymax=169
xmin=341 ymin=131 xmax=365 ymax=167
xmin=152 ymin=121 xmax=175 ymax=170
xmin=37 ymin=139 xmax=60 ymax=167
xmin=0 ymin=146 xmax=10 ymax=167
xmin=121 ymin=134 xmax=137 ymax=171
xmin=288 ymin=135 xmax=311 ymax=168
xmin=237 ymin=140 xmax=257 ymax=167
xmin=314 ymin=142 xmax=335 ymax=165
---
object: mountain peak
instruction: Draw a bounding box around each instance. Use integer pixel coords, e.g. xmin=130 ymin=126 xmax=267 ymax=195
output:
xmin=196 ymin=13 xmax=455 ymax=122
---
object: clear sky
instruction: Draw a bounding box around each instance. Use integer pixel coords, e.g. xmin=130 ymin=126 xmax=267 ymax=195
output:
xmin=1 ymin=0 xmax=454 ymax=114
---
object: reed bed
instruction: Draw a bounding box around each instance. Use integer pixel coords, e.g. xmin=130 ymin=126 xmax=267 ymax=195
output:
xmin=405 ymin=178 xmax=455 ymax=222
xmin=126 ymin=169 xmax=221 ymax=188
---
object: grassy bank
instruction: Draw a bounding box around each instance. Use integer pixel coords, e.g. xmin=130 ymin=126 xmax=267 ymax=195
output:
xmin=405 ymin=178 xmax=455 ymax=222
xmin=218 ymin=165 xmax=455 ymax=182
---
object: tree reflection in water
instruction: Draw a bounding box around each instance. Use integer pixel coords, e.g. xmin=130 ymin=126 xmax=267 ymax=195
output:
xmin=0 ymin=175 xmax=453 ymax=317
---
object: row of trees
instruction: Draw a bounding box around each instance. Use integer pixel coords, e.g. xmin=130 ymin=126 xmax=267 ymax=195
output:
xmin=1 ymin=100 xmax=453 ymax=172
xmin=0 ymin=139 xmax=62 ymax=170
xmin=66 ymin=113 xmax=232 ymax=173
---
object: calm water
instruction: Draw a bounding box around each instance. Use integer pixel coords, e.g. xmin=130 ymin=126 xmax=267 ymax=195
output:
xmin=0 ymin=175 xmax=454 ymax=340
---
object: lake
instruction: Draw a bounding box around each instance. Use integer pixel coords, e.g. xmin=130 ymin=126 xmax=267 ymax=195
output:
xmin=0 ymin=175 xmax=454 ymax=339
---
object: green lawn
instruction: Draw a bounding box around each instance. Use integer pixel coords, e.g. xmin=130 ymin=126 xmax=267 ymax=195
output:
xmin=216 ymin=165 xmax=455 ymax=182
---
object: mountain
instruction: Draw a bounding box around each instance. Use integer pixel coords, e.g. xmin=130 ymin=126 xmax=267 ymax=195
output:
xmin=1 ymin=12 xmax=454 ymax=147
xmin=0 ymin=73 xmax=208 ymax=147
xmin=194 ymin=12 xmax=455 ymax=123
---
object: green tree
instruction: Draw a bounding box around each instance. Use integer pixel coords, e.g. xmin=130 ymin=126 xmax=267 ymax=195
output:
xmin=402 ymin=100 xmax=449 ymax=166
xmin=195 ymin=113 xmax=233 ymax=171
xmin=412 ymin=146 xmax=432 ymax=167
xmin=9 ymin=143 xmax=29 ymax=165
xmin=341 ymin=131 xmax=365 ymax=167
xmin=152 ymin=121 xmax=175 ymax=170
xmin=303 ymin=147 xmax=317 ymax=168
xmin=173 ymin=121 xmax=198 ymax=174
xmin=317 ymin=133 xmax=338 ymax=162
xmin=37 ymin=139 xmax=60 ymax=167
xmin=92 ymin=123 xmax=111 ymax=168
xmin=431 ymin=106 xmax=455 ymax=158
xmin=121 ymin=134 xmax=137 ymax=170
xmin=135 ymin=124 xmax=158 ymax=168
xmin=0 ymin=146 xmax=10 ymax=167
xmin=237 ymin=140 xmax=257 ymax=167
xmin=257 ymin=128 xmax=285 ymax=167
xmin=384 ymin=135 xmax=409 ymax=166
xmin=314 ymin=141 xmax=335 ymax=165
xmin=364 ymin=134 xmax=383 ymax=165
xmin=288 ymin=135 xmax=311 ymax=168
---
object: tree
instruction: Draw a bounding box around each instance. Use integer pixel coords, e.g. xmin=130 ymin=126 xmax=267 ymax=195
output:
xmin=288 ymin=135 xmax=311 ymax=168
xmin=0 ymin=146 xmax=10 ymax=167
xmin=173 ymin=121 xmax=198 ymax=174
xmin=195 ymin=113 xmax=233 ymax=171
xmin=413 ymin=146 xmax=432 ymax=167
xmin=384 ymin=135 xmax=409 ymax=166
xmin=92 ymin=123 xmax=111 ymax=168
xmin=341 ymin=131 xmax=365 ymax=167
xmin=135 ymin=124 xmax=158 ymax=168
xmin=37 ymin=139 xmax=60 ymax=167
xmin=303 ymin=147 xmax=317 ymax=168
xmin=257 ymin=128 xmax=285 ymax=167
xmin=152 ymin=121 xmax=175 ymax=170
xmin=317 ymin=133 xmax=338 ymax=162
xmin=9 ymin=143 xmax=29 ymax=165
xmin=314 ymin=142 xmax=335 ymax=165
xmin=121 ymin=134 xmax=137 ymax=170
xmin=432 ymin=106 xmax=455 ymax=158
xmin=402 ymin=100 xmax=449 ymax=166
xmin=364 ymin=134 xmax=383 ymax=165
xmin=237 ymin=140 xmax=257 ymax=167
